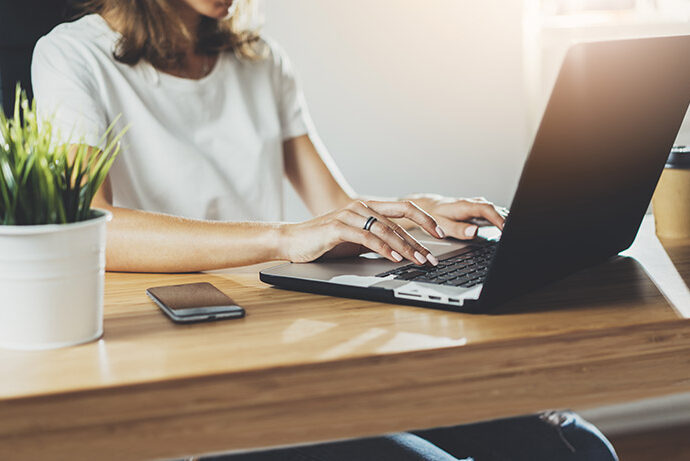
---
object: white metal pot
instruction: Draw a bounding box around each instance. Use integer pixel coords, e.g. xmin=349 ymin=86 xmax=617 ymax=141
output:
xmin=0 ymin=209 xmax=111 ymax=350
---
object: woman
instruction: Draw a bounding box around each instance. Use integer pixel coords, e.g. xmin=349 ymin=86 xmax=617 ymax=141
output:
xmin=31 ymin=1 xmax=618 ymax=460
xmin=33 ymin=0 xmax=505 ymax=272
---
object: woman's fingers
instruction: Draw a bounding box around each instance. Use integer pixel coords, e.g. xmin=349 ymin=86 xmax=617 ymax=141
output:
xmin=329 ymin=220 xmax=401 ymax=263
xmin=437 ymin=216 xmax=480 ymax=240
xmin=386 ymin=224 xmax=439 ymax=266
xmin=365 ymin=200 xmax=445 ymax=239
xmin=470 ymin=201 xmax=506 ymax=229
xmin=351 ymin=202 xmax=439 ymax=265
xmin=438 ymin=200 xmax=506 ymax=230
xmin=336 ymin=207 xmax=435 ymax=265
xmin=289 ymin=198 xmax=510 ymax=265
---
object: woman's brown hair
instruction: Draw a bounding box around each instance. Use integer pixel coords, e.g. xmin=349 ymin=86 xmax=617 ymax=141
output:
xmin=80 ymin=0 xmax=263 ymax=69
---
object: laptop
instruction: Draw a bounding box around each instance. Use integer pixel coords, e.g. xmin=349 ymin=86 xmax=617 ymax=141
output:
xmin=261 ymin=36 xmax=690 ymax=313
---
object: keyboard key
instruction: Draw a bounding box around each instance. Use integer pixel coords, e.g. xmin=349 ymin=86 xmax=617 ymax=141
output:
xmin=396 ymin=270 xmax=426 ymax=280
xmin=378 ymin=241 xmax=497 ymax=287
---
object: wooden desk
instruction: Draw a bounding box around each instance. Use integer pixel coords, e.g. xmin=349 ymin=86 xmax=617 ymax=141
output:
xmin=1 ymin=216 xmax=689 ymax=460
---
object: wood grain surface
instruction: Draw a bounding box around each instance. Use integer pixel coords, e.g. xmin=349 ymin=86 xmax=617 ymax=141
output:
xmin=608 ymin=422 xmax=690 ymax=461
xmin=1 ymin=216 xmax=689 ymax=460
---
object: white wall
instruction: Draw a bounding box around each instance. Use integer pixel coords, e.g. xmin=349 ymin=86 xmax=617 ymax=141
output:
xmin=263 ymin=0 xmax=529 ymax=220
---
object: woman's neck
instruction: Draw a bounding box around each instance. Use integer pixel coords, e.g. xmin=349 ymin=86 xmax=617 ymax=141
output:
xmin=176 ymin=1 xmax=202 ymax=42
xmin=175 ymin=5 xmax=215 ymax=78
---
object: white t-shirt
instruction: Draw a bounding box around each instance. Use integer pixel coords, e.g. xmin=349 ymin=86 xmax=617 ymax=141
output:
xmin=32 ymin=14 xmax=310 ymax=221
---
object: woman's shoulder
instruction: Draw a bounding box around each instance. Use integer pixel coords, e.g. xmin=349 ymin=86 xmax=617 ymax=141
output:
xmin=243 ymin=36 xmax=298 ymax=79
xmin=34 ymin=14 xmax=118 ymax=68
xmin=259 ymin=36 xmax=292 ymax=66
xmin=42 ymin=14 xmax=117 ymax=43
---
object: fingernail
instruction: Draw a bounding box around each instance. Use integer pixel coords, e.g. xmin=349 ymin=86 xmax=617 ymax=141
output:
xmin=435 ymin=226 xmax=445 ymax=238
xmin=427 ymin=253 xmax=439 ymax=266
xmin=465 ymin=225 xmax=478 ymax=237
xmin=391 ymin=251 xmax=403 ymax=262
xmin=414 ymin=251 xmax=427 ymax=264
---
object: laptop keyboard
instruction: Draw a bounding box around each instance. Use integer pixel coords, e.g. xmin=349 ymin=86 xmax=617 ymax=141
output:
xmin=376 ymin=242 xmax=498 ymax=288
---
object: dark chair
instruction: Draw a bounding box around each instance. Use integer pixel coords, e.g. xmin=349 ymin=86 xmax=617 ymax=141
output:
xmin=0 ymin=0 xmax=79 ymax=117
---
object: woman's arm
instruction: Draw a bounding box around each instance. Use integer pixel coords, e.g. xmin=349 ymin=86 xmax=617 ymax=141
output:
xmin=91 ymin=150 xmax=443 ymax=272
xmin=283 ymin=134 xmax=355 ymax=215
xmin=93 ymin=176 xmax=284 ymax=272
xmin=95 ymin=130 xmax=506 ymax=273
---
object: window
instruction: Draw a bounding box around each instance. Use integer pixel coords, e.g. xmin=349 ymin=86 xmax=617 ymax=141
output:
xmin=524 ymin=0 xmax=690 ymax=133
xmin=538 ymin=0 xmax=690 ymax=26
xmin=542 ymin=0 xmax=635 ymax=15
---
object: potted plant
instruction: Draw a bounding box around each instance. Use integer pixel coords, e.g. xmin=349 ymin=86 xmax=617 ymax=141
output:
xmin=0 ymin=87 xmax=125 ymax=350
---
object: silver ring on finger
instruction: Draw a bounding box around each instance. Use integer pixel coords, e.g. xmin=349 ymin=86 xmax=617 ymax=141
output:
xmin=363 ymin=216 xmax=378 ymax=231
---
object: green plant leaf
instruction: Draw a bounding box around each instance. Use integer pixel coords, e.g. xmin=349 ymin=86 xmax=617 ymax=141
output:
xmin=0 ymin=84 xmax=127 ymax=225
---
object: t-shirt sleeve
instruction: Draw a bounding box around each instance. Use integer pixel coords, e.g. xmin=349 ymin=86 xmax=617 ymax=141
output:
xmin=31 ymin=34 xmax=108 ymax=149
xmin=267 ymin=40 xmax=312 ymax=141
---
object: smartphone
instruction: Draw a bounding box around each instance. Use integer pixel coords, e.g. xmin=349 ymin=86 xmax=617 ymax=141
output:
xmin=146 ymin=282 xmax=245 ymax=323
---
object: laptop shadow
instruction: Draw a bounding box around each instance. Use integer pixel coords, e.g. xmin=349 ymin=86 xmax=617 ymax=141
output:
xmin=496 ymin=255 xmax=666 ymax=314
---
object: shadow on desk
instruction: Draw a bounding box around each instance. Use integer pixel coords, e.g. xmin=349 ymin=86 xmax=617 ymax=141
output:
xmin=500 ymin=256 xmax=661 ymax=314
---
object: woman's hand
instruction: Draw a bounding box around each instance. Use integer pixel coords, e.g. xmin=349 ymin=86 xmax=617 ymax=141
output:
xmin=405 ymin=194 xmax=508 ymax=240
xmin=280 ymin=200 xmax=445 ymax=266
